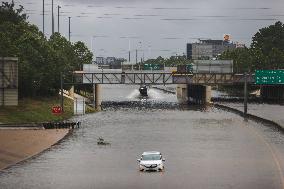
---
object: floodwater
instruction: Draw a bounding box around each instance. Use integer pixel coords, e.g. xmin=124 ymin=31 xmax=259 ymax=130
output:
xmin=1 ymin=85 xmax=284 ymax=189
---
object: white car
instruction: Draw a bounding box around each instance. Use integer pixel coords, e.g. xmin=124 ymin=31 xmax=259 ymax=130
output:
xmin=137 ymin=151 xmax=165 ymax=172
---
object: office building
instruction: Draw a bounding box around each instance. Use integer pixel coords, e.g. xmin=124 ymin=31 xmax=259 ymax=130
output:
xmin=187 ymin=39 xmax=236 ymax=60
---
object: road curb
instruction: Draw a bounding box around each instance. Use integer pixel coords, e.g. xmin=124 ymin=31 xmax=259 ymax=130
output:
xmin=0 ymin=123 xmax=42 ymax=128
xmin=214 ymin=103 xmax=284 ymax=133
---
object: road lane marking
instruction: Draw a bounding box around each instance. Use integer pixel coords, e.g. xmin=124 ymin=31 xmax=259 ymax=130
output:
xmin=243 ymin=121 xmax=284 ymax=189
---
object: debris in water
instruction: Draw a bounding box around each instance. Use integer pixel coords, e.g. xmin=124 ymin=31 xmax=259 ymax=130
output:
xmin=97 ymin=137 xmax=111 ymax=145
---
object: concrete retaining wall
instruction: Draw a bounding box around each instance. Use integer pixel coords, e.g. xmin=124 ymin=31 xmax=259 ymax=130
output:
xmin=261 ymin=85 xmax=284 ymax=102
xmin=214 ymin=103 xmax=284 ymax=132
xmin=0 ymin=57 xmax=18 ymax=106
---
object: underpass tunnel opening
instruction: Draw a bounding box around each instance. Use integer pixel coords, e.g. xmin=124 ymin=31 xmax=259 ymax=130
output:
xmin=177 ymin=84 xmax=212 ymax=105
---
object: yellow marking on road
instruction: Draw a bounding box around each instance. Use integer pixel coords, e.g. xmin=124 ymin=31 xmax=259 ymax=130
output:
xmin=243 ymin=121 xmax=284 ymax=189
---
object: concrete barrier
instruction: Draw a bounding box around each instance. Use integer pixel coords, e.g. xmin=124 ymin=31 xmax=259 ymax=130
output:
xmin=214 ymin=103 xmax=284 ymax=133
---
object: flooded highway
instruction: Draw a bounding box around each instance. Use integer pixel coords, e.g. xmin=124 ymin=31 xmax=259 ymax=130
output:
xmin=1 ymin=85 xmax=284 ymax=189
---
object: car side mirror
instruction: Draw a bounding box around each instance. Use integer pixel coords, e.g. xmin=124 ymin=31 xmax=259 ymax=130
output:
xmin=162 ymin=158 xmax=165 ymax=162
xmin=137 ymin=159 xmax=141 ymax=162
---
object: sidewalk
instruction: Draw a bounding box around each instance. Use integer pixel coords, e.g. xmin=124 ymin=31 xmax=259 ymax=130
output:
xmin=218 ymin=102 xmax=284 ymax=128
xmin=0 ymin=129 xmax=69 ymax=170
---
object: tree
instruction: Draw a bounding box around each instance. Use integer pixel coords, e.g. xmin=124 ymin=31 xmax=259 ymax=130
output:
xmin=73 ymin=41 xmax=93 ymax=70
xmin=251 ymin=21 xmax=284 ymax=69
xmin=0 ymin=1 xmax=93 ymax=97
xmin=220 ymin=21 xmax=284 ymax=72
xmin=143 ymin=55 xmax=192 ymax=67
xmin=219 ymin=47 xmax=254 ymax=73
xmin=0 ymin=1 xmax=27 ymax=25
xmin=251 ymin=21 xmax=284 ymax=53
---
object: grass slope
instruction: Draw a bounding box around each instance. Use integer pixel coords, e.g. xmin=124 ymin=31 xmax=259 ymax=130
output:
xmin=0 ymin=96 xmax=95 ymax=124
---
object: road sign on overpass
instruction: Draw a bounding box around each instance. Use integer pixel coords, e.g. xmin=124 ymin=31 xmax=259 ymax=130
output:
xmin=255 ymin=70 xmax=284 ymax=85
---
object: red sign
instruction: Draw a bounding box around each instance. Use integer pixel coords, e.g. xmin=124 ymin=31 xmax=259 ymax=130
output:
xmin=52 ymin=106 xmax=62 ymax=115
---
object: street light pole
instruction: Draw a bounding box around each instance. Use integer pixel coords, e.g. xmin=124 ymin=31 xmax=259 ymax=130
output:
xmin=68 ymin=17 xmax=71 ymax=41
xmin=136 ymin=49 xmax=138 ymax=65
xmin=52 ymin=0 xmax=54 ymax=35
xmin=60 ymin=72 xmax=64 ymax=113
xmin=244 ymin=72 xmax=248 ymax=118
xmin=139 ymin=41 xmax=142 ymax=71
xmin=91 ymin=36 xmax=95 ymax=62
xmin=42 ymin=0 xmax=45 ymax=35
xmin=57 ymin=5 xmax=61 ymax=33
xmin=128 ymin=39 xmax=132 ymax=70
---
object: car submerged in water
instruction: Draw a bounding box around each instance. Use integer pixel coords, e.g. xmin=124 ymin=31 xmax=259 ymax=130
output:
xmin=137 ymin=151 xmax=165 ymax=172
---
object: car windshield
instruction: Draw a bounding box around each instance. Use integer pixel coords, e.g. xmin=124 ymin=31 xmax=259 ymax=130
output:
xmin=142 ymin=154 xmax=161 ymax=161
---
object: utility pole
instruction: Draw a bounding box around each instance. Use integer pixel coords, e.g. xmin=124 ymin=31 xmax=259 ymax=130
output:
xmin=42 ymin=0 xmax=45 ymax=35
xmin=244 ymin=72 xmax=248 ymax=118
xmin=128 ymin=39 xmax=131 ymax=62
xmin=136 ymin=49 xmax=138 ymax=65
xmin=57 ymin=5 xmax=61 ymax=33
xmin=52 ymin=0 xmax=54 ymax=35
xmin=68 ymin=17 xmax=71 ymax=41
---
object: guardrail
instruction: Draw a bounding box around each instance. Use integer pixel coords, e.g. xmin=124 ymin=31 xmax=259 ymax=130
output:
xmin=0 ymin=122 xmax=81 ymax=129
xmin=42 ymin=122 xmax=81 ymax=129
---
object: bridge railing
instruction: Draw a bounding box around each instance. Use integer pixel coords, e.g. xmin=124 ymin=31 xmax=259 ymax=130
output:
xmin=73 ymin=72 xmax=175 ymax=85
xmin=66 ymin=72 xmax=255 ymax=85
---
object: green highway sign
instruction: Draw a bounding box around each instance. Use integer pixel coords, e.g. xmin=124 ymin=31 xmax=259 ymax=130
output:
xmin=255 ymin=70 xmax=284 ymax=85
xmin=143 ymin=64 xmax=162 ymax=70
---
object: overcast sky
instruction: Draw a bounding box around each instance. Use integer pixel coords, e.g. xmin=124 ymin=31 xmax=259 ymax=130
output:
xmin=12 ymin=0 xmax=284 ymax=60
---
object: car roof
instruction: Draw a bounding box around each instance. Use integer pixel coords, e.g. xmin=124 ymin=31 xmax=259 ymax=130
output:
xmin=142 ymin=151 xmax=161 ymax=155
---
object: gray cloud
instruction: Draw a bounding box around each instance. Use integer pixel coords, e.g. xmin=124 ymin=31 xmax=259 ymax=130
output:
xmin=17 ymin=0 xmax=284 ymax=59
xmin=122 ymin=17 xmax=144 ymax=20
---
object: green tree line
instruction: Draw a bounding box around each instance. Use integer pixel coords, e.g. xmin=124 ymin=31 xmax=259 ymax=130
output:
xmin=143 ymin=55 xmax=193 ymax=67
xmin=0 ymin=1 xmax=93 ymax=97
xmin=144 ymin=22 xmax=284 ymax=73
xmin=220 ymin=21 xmax=284 ymax=73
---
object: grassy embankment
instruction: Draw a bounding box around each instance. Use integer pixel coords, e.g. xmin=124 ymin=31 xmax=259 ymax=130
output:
xmin=0 ymin=96 xmax=96 ymax=124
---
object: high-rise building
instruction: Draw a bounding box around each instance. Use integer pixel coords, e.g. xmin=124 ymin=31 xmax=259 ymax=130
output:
xmin=186 ymin=44 xmax=192 ymax=60
xmin=106 ymin=57 xmax=116 ymax=65
xmin=187 ymin=39 xmax=236 ymax=60
xmin=96 ymin=57 xmax=106 ymax=65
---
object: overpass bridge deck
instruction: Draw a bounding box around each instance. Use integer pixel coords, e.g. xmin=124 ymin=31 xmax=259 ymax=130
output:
xmin=67 ymin=72 xmax=255 ymax=85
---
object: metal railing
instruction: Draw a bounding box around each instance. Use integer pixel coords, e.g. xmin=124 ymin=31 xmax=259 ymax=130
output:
xmin=64 ymin=72 xmax=255 ymax=85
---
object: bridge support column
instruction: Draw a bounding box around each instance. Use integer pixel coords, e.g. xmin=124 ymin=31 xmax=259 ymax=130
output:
xmin=204 ymin=85 xmax=212 ymax=104
xmin=93 ymin=84 xmax=102 ymax=111
xmin=176 ymin=84 xmax=188 ymax=104
xmin=187 ymin=85 xmax=211 ymax=104
xmin=69 ymin=86 xmax=74 ymax=99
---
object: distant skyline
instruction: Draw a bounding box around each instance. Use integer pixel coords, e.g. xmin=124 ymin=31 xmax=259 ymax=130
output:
xmin=12 ymin=0 xmax=284 ymax=60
